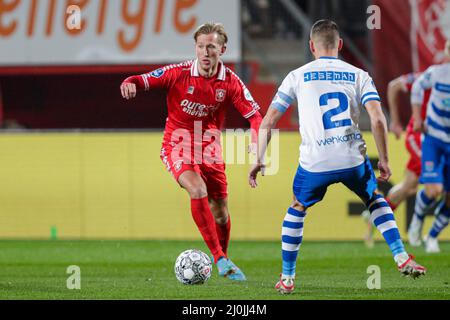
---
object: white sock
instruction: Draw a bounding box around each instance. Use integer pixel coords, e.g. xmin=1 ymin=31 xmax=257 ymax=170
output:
xmin=394 ymin=252 xmax=409 ymax=265
xmin=281 ymin=274 xmax=295 ymax=280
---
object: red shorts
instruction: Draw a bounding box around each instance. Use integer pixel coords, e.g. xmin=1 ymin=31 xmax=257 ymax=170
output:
xmin=405 ymin=131 xmax=422 ymax=176
xmin=160 ymin=143 xmax=228 ymax=199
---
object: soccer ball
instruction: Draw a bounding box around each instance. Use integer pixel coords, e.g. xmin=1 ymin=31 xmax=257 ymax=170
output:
xmin=174 ymin=249 xmax=212 ymax=285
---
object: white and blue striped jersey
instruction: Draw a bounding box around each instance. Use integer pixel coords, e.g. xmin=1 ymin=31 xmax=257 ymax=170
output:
xmin=411 ymin=63 xmax=450 ymax=143
xmin=271 ymin=57 xmax=381 ymax=173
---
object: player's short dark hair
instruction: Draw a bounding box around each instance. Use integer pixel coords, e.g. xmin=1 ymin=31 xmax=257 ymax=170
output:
xmin=310 ymin=19 xmax=340 ymax=49
xmin=194 ymin=22 xmax=228 ymax=46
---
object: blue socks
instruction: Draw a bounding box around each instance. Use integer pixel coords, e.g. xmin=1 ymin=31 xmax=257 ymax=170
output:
xmin=281 ymin=207 xmax=306 ymax=276
xmin=429 ymin=202 xmax=450 ymax=238
xmin=367 ymin=194 xmax=406 ymax=257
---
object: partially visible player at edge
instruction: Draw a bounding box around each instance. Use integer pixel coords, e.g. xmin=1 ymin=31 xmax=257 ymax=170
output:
xmin=120 ymin=23 xmax=262 ymax=281
xmin=361 ymin=71 xmax=434 ymax=248
xmin=386 ymin=72 xmax=431 ymax=216
xmin=248 ymin=19 xmax=426 ymax=294
xmin=408 ymin=40 xmax=450 ymax=254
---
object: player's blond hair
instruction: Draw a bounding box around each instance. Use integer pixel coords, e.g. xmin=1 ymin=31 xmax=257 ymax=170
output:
xmin=193 ymin=22 xmax=228 ymax=46
xmin=445 ymin=40 xmax=450 ymax=57
xmin=310 ymin=19 xmax=340 ymax=50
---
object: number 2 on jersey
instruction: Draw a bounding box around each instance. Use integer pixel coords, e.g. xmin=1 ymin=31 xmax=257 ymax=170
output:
xmin=319 ymin=92 xmax=351 ymax=130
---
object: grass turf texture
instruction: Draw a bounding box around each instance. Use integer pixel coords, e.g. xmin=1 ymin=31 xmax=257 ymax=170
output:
xmin=0 ymin=240 xmax=448 ymax=300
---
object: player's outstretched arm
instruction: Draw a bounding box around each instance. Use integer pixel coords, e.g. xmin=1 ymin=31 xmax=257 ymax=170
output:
xmin=365 ymin=100 xmax=391 ymax=182
xmin=248 ymin=107 xmax=284 ymax=188
xmin=387 ymin=76 xmax=405 ymax=139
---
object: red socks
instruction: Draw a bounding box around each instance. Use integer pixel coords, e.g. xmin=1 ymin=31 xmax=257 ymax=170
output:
xmin=215 ymin=216 xmax=231 ymax=256
xmin=191 ymin=197 xmax=225 ymax=263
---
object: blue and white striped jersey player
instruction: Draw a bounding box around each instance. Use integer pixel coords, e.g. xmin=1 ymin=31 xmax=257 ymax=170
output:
xmin=248 ymin=19 xmax=426 ymax=294
xmin=408 ymin=40 xmax=450 ymax=254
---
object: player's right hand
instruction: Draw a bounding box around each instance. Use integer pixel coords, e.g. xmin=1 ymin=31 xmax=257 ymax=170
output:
xmin=120 ymin=82 xmax=137 ymax=100
xmin=377 ymin=161 xmax=392 ymax=183
xmin=389 ymin=122 xmax=403 ymax=140
xmin=248 ymin=163 xmax=265 ymax=188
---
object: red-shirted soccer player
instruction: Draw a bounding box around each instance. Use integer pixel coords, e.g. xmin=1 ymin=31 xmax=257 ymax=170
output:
xmin=362 ymin=72 xmax=432 ymax=247
xmin=120 ymin=23 xmax=262 ymax=281
xmin=385 ymin=72 xmax=430 ymax=212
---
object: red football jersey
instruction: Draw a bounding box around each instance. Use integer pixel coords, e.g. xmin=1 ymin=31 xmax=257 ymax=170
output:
xmin=400 ymin=72 xmax=430 ymax=134
xmin=134 ymin=60 xmax=260 ymax=145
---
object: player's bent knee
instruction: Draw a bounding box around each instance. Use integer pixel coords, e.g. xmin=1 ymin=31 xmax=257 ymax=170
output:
xmin=424 ymin=185 xmax=443 ymax=200
xmin=187 ymin=186 xmax=208 ymax=199
xmin=291 ymin=199 xmax=306 ymax=212
xmin=430 ymin=191 xmax=441 ymax=200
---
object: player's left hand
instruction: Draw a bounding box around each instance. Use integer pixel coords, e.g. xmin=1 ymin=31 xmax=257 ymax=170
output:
xmin=377 ymin=161 xmax=392 ymax=183
xmin=389 ymin=122 xmax=403 ymax=140
xmin=248 ymin=163 xmax=265 ymax=188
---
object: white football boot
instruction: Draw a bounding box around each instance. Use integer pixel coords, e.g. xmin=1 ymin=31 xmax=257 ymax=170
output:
xmin=424 ymin=235 xmax=440 ymax=253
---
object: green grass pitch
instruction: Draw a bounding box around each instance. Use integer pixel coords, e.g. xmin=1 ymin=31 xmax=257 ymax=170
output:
xmin=0 ymin=240 xmax=448 ymax=300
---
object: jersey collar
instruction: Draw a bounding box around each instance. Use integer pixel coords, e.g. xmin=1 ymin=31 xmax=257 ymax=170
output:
xmin=191 ymin=59 xmax=226 ymax=81
xmin=318 ymin=56 xmax=338 ymax=59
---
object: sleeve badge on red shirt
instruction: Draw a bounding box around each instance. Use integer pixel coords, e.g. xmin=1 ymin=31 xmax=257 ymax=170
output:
xmin=151 ymin=68 xmax=165 ymax=78
xmin=244 ymin=87 xmax=255 ymax=101
xmin=215 ymin=89 xmax=226 ymax=102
